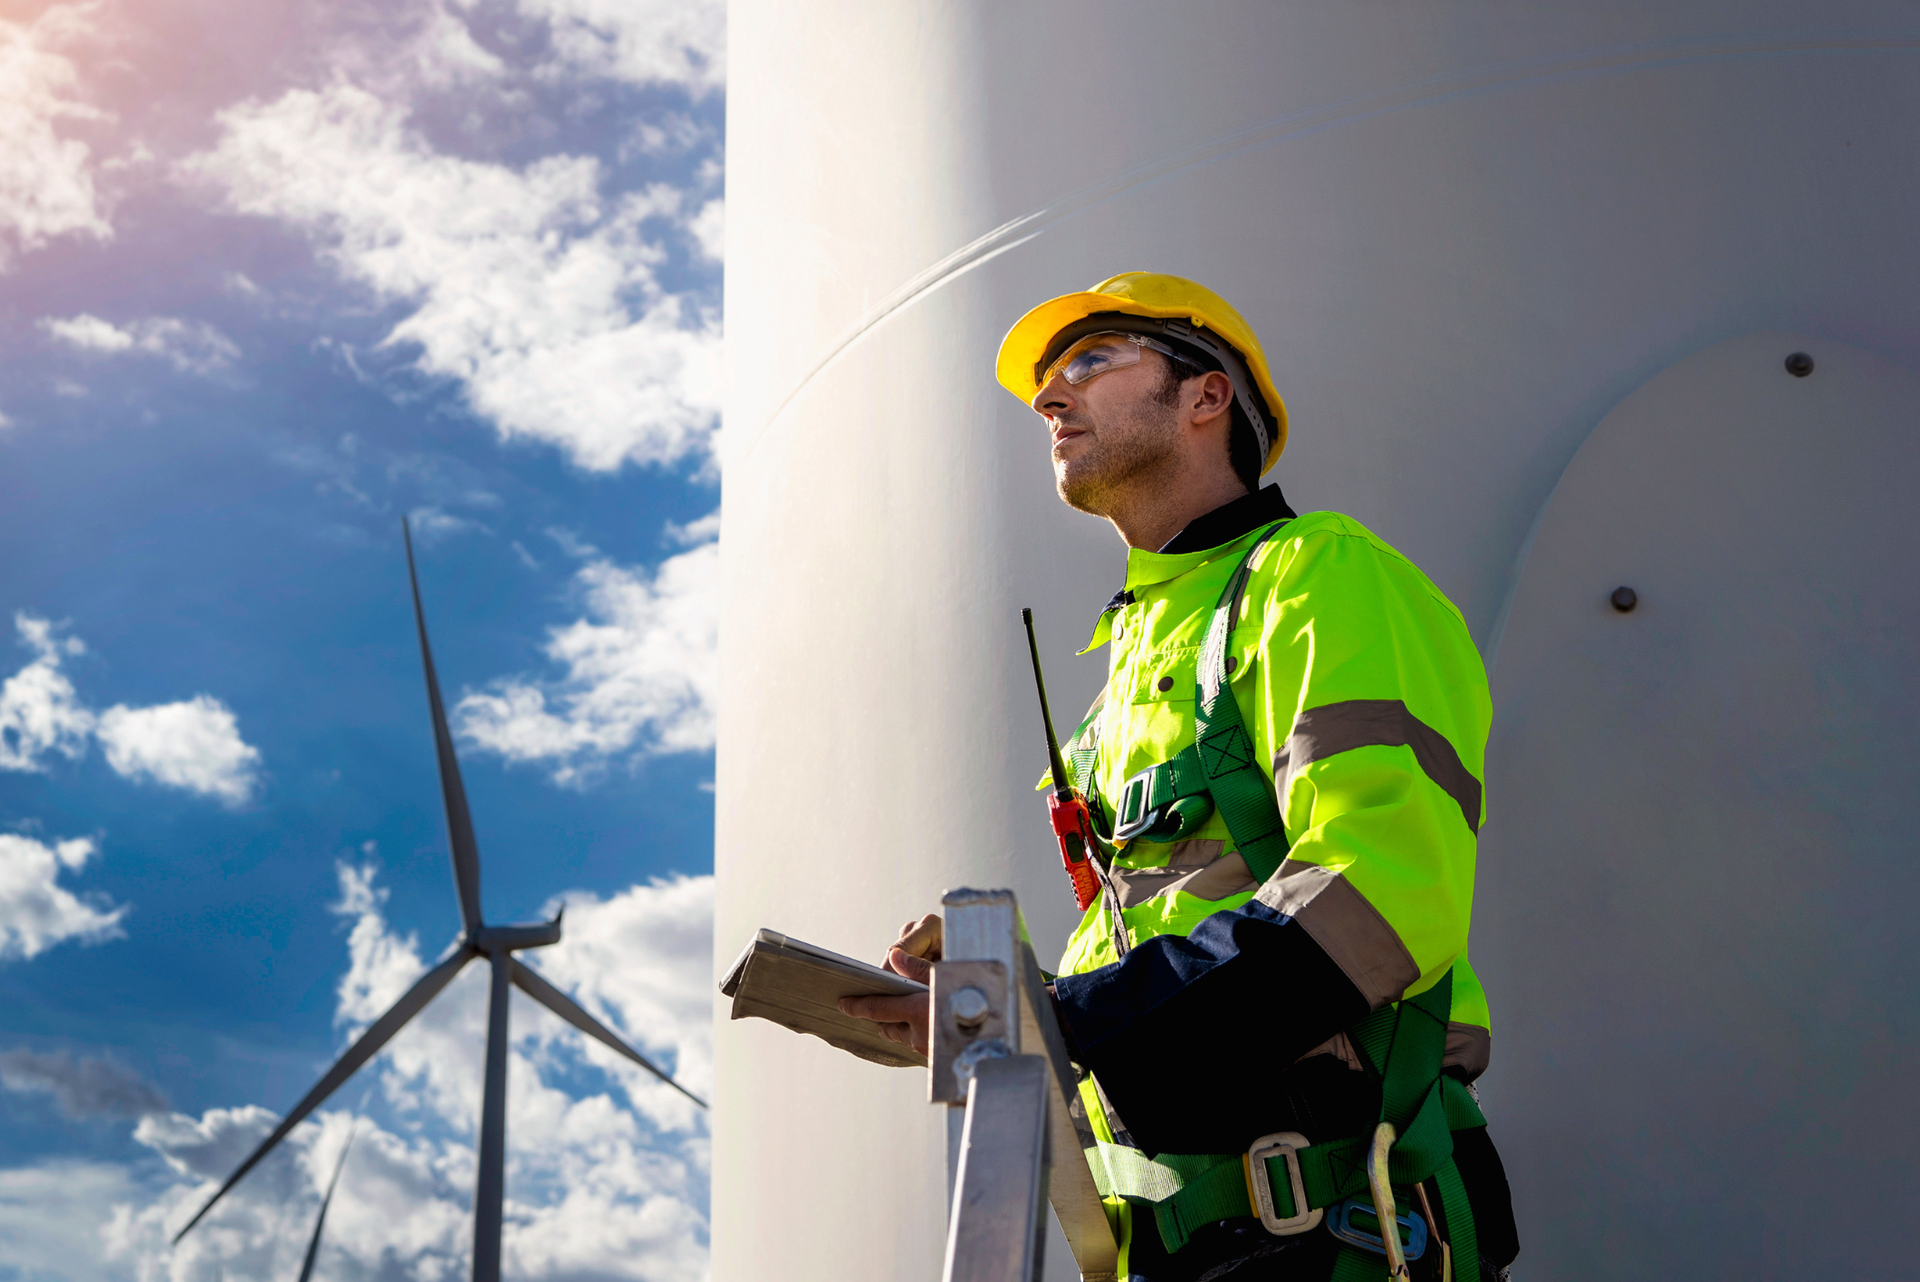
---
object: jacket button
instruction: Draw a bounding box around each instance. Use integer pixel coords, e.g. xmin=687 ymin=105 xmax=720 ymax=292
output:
xmin=1156 ymin=676 xmax=1174 ymax=692
xmin=1225 ymin=655 xmax=1238 ymax=673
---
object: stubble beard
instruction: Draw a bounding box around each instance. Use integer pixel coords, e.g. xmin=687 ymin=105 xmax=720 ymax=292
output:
xmin=1052 ymin=398 xmax=1183 ymax=517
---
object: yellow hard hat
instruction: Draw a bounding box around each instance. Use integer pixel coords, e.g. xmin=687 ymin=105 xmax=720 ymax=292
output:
xmin=996 ymin=271 xmax=1289 ymax=475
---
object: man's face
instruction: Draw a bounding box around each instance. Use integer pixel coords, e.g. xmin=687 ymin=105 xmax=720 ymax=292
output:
xmin=1030 ymin=338 xmax=1184 ymax=516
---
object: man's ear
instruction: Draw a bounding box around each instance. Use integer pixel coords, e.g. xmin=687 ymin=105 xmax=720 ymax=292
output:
xmin=1187 ymin=370 xmax=1235 ymax=430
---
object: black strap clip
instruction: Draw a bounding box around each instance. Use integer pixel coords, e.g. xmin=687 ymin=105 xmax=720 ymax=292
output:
xmin=1111 ymin=761 xmax=1215 ymax=843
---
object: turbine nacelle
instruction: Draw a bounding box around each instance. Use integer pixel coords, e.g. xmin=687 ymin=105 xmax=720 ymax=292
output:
xmin=469 ymin=916 xmax=563 ymax=953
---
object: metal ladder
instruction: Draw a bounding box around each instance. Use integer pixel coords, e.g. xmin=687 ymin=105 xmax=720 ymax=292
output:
xmin=931 ymin=888 xmax=1121 ymax=1282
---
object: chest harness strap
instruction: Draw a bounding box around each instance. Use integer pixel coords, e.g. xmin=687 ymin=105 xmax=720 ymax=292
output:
xmin=1083 ymin=521 xmax=1486 ymax=1278
xmin=1106 ymin=518 xmax=1289 ymax=853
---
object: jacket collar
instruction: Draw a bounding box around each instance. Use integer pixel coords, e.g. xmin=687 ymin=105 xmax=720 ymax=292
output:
xmin=1158 ymin=483 xmax=1296 ymax=555
xmin=1083 ymin=484 xmax=1298 ymax=651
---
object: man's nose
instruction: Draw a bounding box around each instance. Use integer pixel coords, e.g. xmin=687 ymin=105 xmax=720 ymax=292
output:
xmin=1032 ymin=373 xmax=1076 ymax=417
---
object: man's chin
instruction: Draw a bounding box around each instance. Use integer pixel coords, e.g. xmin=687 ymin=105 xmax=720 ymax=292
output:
xmin=1054 ymin=466 xmax=1111 ymax=516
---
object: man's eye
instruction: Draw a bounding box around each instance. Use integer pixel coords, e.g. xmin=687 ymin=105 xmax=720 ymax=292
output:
xmin=1067 ymin=350 xmax=1121 ymax=381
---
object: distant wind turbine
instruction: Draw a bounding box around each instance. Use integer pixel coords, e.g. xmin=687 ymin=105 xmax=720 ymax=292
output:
xmin=174 ymin=519 xmax=707 ymax=1282
xmin=295 ymin=1113 xmax=358 ymax=1282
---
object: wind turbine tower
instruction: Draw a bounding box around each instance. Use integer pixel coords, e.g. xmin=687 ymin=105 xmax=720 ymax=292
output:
xmin=718 ymin=3 xmax=1920 ymax=1279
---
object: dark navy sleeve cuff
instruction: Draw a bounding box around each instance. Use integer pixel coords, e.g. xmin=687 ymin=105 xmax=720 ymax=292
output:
xmin=1050 ymin=899 xmax=1369 ymax=1153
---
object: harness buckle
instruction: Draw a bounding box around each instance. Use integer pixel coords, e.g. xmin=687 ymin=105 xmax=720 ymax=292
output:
xmin=1112 ymin=765 xmax=1214 ymax=843
xmin=1112 ymin=767 xmax=1159 ymax=841
xmin=1325 ymin=1196 xmax=1428 ymax=1262
xmin=1244 ymin=1131 xmax=1322 ymax=1236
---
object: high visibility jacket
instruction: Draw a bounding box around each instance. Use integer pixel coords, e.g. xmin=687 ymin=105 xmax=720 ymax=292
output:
xmin=1045 ymin=486 xmax=1504 ymax=1266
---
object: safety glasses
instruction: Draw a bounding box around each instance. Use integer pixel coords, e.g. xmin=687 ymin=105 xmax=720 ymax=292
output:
xmin=1040 ymin=332 xmax=1206 ymax=390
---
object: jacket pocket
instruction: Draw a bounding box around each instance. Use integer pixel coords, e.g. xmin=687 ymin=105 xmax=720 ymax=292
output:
xmin=1130 ymin=645 xmax=1199 ymax=705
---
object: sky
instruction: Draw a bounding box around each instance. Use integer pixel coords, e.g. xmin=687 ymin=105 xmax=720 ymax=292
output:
xmin=0 ymin=1 xmax=725 ymax=1278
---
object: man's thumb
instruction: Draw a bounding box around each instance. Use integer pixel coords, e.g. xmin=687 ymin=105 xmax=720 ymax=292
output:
xmin=888 ymin=947 xmax=934 ymax=983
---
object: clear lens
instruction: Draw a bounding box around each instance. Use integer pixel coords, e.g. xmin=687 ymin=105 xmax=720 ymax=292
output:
xmin=1042 ymin=331 xmax=1210 ymax=391
xmin=1046 ymin=334 xmax=1145 ymax=387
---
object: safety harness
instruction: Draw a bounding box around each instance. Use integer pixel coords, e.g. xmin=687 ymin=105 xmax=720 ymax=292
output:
xmin=1077 ymin=521 xmax=1486 ymax=1279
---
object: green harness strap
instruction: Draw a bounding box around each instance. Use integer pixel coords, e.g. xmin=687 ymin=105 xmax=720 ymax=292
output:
xmin=1193 ymin=521 xmax=1294 ymax=883
xmin=1087 ymin=520 xmax=1485 ymax=1275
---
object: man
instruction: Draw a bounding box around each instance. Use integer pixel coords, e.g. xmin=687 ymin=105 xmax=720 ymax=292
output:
xmin=842 ymin=273 xmax=1518 ymax=1281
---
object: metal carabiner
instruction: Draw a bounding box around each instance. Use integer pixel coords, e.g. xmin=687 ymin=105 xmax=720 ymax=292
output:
xmin=1369 ymin=1122 xmax=1412 ymax=1280
xmin=1412 ymin=1181 xmax=1452 ymax=1282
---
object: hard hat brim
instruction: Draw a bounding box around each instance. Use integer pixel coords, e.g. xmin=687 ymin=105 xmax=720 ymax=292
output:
xmin=996 ymin=286 xmax=1289 ymax=475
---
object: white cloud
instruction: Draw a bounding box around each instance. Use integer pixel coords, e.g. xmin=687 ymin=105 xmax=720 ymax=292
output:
xmin=455 ymin=515 xmax=717 ymax=783
xmin=184 ymin=82 xmax=722 ymax=473
xmin=39 ymin=313 xmax=242 ymax=376
xmin=332 ymin=862 xmax=431 ymax=1026
xmin=0 ymin=1159 xmax=145 ymax=1282
xmin=622 ymin=112 xmax=708 ymax=161
xmin=96 ymin=696 xmax=262 ymax=806
xmin=108 ymin=1105 xmax=365 ymax=1282
xmin=0 ymin=832 xmax=125 ymax=961
xmin=688 ymin=197 xmax=722 ymax=262
xmin=519 ymin=0 xmax=725 ymax=92
xmin=408 ymin=0 xmax=508 ymax=87
xmin=529 ymin=874 xmax=716 ymax=1123
xmin=39 ymin=312 xmax=130 ymax=352
xmin=0 ymin=4 xmax=112 ymax=269
xmin=0 ymin=614 xmax=93 ymax=772
xmin=408 ymin=504 xmax=489 ymax=543
xmin=664 ymin=509 xmax=720 ymax=547
xmin=89 ymin=862 xmax=712 ymax=1280
xmin=0 ymin=613 xmax=264 ymax=804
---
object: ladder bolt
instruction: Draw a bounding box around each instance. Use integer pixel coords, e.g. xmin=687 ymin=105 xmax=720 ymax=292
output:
xmin=952 ymin=986 xmax=991 ymax=1027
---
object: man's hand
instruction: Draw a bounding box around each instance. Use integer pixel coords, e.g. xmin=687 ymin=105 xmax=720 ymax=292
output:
xmin=837 ymin=914 xmax=942 ymax=1057
xmin=887 ymin=913 xmax=942 ymax=966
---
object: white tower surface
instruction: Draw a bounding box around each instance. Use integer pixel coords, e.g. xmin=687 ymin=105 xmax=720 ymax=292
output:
xmin=717 ymin=5 xmax=1920 ymax=1279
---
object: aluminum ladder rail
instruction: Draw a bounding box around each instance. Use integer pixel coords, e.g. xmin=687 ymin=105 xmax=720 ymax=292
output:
xmin=931 ymin=888 xmax=1121 ymax=1282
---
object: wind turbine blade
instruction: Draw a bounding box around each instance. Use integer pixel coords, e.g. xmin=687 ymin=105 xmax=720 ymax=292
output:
xmin=510 ymin=958 xmax=708 ymax=1109
xmin=296 ymin=1120 xmax=358 ymax=1282
xmin=172 ymin=948 xmax=472 ymax=1244
xmin=403 ymin=518 xmax=485 ymax=935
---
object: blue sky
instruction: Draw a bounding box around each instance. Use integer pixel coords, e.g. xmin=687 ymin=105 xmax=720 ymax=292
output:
xmin=0 ymin=2 xmax=724 ymax=1277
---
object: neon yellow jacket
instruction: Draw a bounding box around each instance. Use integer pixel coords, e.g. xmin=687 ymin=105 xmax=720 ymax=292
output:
xmin=1051 ymin=505 xmax=1493 ymax=1080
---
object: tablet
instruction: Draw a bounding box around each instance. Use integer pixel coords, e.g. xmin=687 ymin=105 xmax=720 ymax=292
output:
xmin=719 ymin=928 xmax=928 ymax=1068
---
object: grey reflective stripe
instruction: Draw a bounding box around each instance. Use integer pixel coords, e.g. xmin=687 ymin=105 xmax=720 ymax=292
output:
xmin=1055 ymin=682 xmax=1108 ymax=793
xmin=1105 ymin=841 xmax=1259 ymax=909
xmin=1445 ymin=1022 xmax=1491 ymax=1082
xmin=1253 ymin=858 xmax=1420 ymax=1009
xmin=1065 ymin=682 xmax=1108 ymax=759
xmin=1075 ymin=682 xmax=1109 ymax=736
xmin=1296 ymin=1030 xmax=1366 ymax=1072
xmin=1271 ymin=699 xmax=1483 ymax=834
